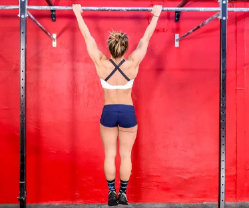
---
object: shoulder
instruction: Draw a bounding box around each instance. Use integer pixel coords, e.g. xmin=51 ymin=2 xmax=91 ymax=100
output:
xmin=125 ymin=57 xmax=139 ymax=70
xmin=94 ymin=53 xmax=108 ymax=66
xmin=126 ymin=54 xmax=139 ymax=68
xmin=124 ymin=58 xmax=139 ymax=78
xmin=94 ymin=56 xmax=110 ymax=77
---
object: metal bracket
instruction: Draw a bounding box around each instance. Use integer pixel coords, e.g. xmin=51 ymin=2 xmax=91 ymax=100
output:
xmin=17 ymin=195 xmax=26 ymax=201
xmin=51 ymin=10 xmax=56 ymax=21
xmin=45 ymin=0 xmax=56 ymax=21
xmin=175 ymin=34 xmax=180 ymax=47
xmin=219 ymin=0 xmax=228 ymax=20
xmin=52 ymin=33 xmax=57 ymax=47
xmin=175 ymin=12 xmax=219 ymax=47
xmin=28 ymin=11 xmax=57 ymax=47
xmin=175 ymin=11 xmax=181 ymax=22
xmin=18 ymin=0 xmax=28 ymax=17
xmin=175 ymin=0 xmax=190 ymax=22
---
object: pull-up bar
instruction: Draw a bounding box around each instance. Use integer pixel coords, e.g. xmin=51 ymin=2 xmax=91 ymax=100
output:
xmin=1 ymin=5 xmax=249 ymax=12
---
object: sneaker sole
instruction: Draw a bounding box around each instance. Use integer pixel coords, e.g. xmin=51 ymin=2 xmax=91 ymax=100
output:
xmin=108 ymin=201 xmax=118 ymax=206
xmin=118 ymin=201 xmax=128 ymax=205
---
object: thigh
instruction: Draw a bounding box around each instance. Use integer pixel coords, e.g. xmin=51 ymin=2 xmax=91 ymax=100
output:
xmin=118 ymin=125 xmax=138 ymax=155
xmin=100 ymin=124 xmax=119 ymax=155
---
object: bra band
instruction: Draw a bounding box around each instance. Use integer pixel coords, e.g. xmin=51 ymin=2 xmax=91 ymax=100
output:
xmin=100 ymin=79 xmax=134 ymax=90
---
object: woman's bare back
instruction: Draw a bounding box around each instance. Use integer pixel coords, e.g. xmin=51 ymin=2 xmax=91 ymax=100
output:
xmin=95 ymin=57 xmax=139 ymax=105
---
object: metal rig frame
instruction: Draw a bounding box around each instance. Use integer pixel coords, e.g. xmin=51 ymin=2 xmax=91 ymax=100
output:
xmin=1 ymin=1 xmax=249 ymax=208
xmin=17 ymin=1 xmax=27 ymax=208
xmin=175 ymin=0 xmax=190 ymax=22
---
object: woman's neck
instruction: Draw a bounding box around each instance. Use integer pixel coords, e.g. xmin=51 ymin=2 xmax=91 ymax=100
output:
xmin=111 ymin=56 xmax=124 ymax=63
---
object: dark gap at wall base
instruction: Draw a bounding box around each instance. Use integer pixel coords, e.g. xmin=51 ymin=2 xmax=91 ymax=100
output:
xmin=1 ymin=202 xmax=249 ymax=208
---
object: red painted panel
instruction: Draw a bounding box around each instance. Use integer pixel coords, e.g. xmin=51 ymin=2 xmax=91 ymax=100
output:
xmin=0 ymin=0 xmax=248 ymax=204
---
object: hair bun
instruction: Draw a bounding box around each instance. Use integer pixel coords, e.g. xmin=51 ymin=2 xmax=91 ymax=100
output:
xmin=108 ymin=31 xmax=129 ymax=58
xmin=114 ymin=33 xmax=121 ymax=42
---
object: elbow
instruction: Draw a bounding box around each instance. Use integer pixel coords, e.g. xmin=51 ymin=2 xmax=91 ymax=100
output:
xmin=141 ymin=36 xmax=150 ymax=44
xmin=139 ymin=38 xmax=149 ymax=48
xmin=85 ymin=35 xmax=92 ymax=41
xmin=84 ymin=35 xmax=94 ymax=44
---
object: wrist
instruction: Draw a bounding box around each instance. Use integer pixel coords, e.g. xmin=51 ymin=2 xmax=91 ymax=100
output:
xmin=75 ymin=11 xmax=82 ymax=16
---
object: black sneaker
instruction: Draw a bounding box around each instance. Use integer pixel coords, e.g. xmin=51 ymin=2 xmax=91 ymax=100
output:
xmin=118 ymin=191 xmax=128 ymax=205
xmin=108 ymin=190 xmax=118 ymax=206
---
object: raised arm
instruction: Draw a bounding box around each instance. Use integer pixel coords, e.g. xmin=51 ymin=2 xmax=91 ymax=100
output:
xmin=72 ymin=4 xmax=105 ymax=64
xmin=128 ymin=5 xmax=162 ymax=66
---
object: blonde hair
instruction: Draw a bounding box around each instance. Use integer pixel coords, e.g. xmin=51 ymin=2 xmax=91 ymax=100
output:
xmin=108 ymin=31 xmax=128 ymax=58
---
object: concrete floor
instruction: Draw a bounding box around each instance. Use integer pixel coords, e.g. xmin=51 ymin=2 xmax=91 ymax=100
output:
xmin=1 ymin=202 xmax=249 ymax=208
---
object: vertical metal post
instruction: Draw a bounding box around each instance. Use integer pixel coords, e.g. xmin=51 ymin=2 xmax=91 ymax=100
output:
xmin=219 ymin=0 xmax=227 ymax=207
xmin=18 ymin=0 xmax=28 ymax=208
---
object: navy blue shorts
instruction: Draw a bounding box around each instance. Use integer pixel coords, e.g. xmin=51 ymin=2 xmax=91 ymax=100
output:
xmin=100 ymin=104 xmax=137 ymax=128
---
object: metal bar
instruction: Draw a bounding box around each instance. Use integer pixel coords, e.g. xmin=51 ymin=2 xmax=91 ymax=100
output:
xmin=177 ymin=12 xmax=219 ymax=41
xmin=27 ymin=11 xmax=54 ymax=40
xmin=18 ymin=0 xmax=27 ymax=208
xmin=0 ymin=6 xmax=218 ymax=11
xmin=45 ymin=0 xmax=56 ymax=22
xmin=0 ymin=5 xmax=249 ymax=12
xmin=0 ymin=5 xmax=19 ymax=9
xmin=218 ymin=0 xmax=227 ymax=208
xmin=27 ymin=6 xmax=221 ymax=11
xmin=175 ymin=0 xmax=190 ymax=22
xmin=229 ymin=7 xmax=249 ymax=12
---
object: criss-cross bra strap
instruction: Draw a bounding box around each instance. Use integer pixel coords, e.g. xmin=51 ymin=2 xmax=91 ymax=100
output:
xmin=104 ymin=59 xmax=130 ymax=81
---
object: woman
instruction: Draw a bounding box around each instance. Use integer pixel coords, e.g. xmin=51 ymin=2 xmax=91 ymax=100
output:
xmin=72 ymin=4 xmax=162 ymax=206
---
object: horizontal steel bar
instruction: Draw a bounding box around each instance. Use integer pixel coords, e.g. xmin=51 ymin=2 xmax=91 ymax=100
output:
xmin=0 ymin=5 xmax=19 ymax=9
xmin=0 ymin=5 xmax=249 ymax=12
xmin=29 ymin=6 xmax=222 ymax=12
xmin=229 ymin=7 xmax=249 ymax=12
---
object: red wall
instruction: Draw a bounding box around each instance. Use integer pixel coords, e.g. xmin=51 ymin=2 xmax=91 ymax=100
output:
xmin=0 ymin=0 xmax=248 ymax=204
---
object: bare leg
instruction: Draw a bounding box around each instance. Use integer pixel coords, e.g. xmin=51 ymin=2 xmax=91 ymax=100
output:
xmin=100 ymin=124 xmax=119 ymax=180
xmin=118 ymin=125 xmax=138 ymax=181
